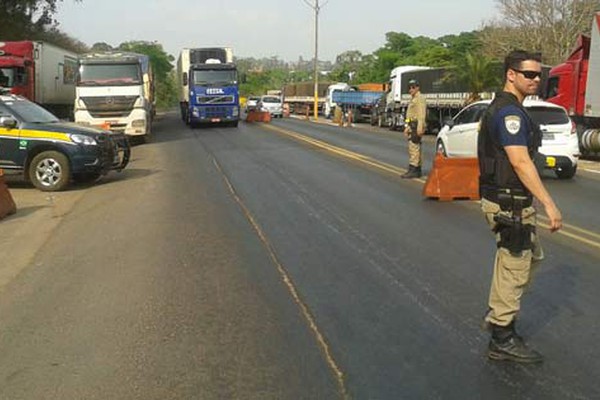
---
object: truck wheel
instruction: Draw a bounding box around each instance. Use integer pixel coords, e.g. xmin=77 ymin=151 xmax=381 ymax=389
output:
xmin=28 ymin=151 xmax=71 ymax=191
xmin=555 ymin=165 xmax=577 ymax=179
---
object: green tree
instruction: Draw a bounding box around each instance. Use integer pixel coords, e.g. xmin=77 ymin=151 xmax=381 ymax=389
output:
xmin=447 ymin=52 xmax=502 ymax=101
xmin=0 ymin=0 xmax=81 ymax=41
xmin=480 ymin=0 xmax=600 ymax=64
xmin=117 ymin=41 xmax=177 ymax=108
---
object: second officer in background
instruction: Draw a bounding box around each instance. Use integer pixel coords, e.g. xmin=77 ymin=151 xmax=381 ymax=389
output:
xmin=402 ymin=79 xmax=427 ymax=178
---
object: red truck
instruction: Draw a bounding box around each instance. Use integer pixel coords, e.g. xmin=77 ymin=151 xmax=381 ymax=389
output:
xmin=545 ymin=12 xmax=600 ymax=154
xmin=0 ymin=41 xmax=78 ymax=119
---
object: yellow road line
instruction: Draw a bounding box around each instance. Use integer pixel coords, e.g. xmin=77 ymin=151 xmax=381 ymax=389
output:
xmin=211 ymin=156 xmax=349 ymax=400
xmin=262 ymin=123 xmax=600 ymax=252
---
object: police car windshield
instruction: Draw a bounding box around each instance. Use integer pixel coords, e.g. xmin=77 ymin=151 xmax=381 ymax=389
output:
xmin=6 ymin=100 xmax=59 ymax=123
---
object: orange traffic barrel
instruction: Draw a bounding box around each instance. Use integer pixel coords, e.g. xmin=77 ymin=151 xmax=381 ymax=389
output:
xmin=246 ymin=110 xmax=272 ymax=123
xmin=0 ymin=169 xmax=17 ymax=220
xmin=422 ymin=153 xmax=480 ymax=201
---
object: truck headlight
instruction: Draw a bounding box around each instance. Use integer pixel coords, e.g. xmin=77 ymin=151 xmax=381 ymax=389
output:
xmin=70 ymin=134 xmax=97 ymax=145
xmin=192 ymin=107 xmax=200 ymax=117
xmin=232 ymin=106 xmax=239 ymax=117
xmin=132 ymin=119 xmax=146 ymax=128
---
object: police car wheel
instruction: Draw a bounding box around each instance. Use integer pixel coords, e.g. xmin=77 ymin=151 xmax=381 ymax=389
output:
xmin=28 ymin=151 xmax=71 ymax=192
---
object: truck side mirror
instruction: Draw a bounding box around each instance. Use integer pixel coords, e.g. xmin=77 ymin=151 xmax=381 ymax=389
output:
xmin=182 ymin=72 xmax=188 ymax=86
xmin=0 ymin=116 xmax=18 ymax=129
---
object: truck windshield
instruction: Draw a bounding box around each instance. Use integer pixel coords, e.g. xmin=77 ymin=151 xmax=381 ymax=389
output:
xmin=5 ymin=100 xmax=59 ymax=123
xmin=192 ymin=69 xmax=237 ymax=86
xmin=78 ymin=64 xmax=142 ymax=86
xmin=0 ymin=68 xmax=15 ymax=87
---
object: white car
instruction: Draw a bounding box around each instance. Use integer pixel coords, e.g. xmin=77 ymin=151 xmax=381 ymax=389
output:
xmin=245 ymin=96 xmax=260 ymax=112
xmin=436 ymin=99 xmax=580 ymax=179
xmin=259 ymin=95 xmax=283 ymax=118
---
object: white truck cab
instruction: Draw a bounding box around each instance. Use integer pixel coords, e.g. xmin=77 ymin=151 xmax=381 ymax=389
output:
xmin=324 ymin=82 xmax=352 ymax=119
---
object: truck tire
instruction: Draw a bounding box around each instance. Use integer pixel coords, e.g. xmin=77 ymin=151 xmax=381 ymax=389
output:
xmin=28 ymin=150 xmax=71 ymax=191
xmin=555 ymin=165 xmax=577 ymax=179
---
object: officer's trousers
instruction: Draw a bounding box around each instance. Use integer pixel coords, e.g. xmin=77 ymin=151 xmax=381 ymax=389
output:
xmin=408 ymin=140 xmax=422 ymax=167
xmin=481 ymin=198 xmax=543 ymax=327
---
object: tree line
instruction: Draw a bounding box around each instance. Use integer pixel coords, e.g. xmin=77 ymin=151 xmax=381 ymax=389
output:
xmin=2 ymin=0 xmax=599 ymax=103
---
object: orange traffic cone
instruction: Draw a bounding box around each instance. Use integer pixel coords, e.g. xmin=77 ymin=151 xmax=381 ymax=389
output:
xmin=0 ymin=169 xmax=17 ymax=220
xmin=422 ymin=153 xmax=480 ymax=201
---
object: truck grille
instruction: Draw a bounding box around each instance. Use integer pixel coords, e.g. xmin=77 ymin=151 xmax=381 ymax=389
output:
xmin=80 ymin=96 xmax=138 ymax=118
xmin=197 ymin=95 xmax=235 ymax=104
xmin=202 ymin=106 xmax=230 ymax=118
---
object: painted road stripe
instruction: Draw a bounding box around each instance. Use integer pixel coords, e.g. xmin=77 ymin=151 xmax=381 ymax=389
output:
xmin=262 ymin=123 xmax=600 ymax=252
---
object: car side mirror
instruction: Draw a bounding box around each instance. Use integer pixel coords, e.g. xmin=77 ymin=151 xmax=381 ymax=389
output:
xmin=0 ymin=116 xmax=18 ymax=129
xmin=443 ymin=117 xmax=454 ymax=129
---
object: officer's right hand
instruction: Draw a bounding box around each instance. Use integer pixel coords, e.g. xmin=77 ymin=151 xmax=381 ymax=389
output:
xmin=545 ymin=203 xmax=563 ymax=232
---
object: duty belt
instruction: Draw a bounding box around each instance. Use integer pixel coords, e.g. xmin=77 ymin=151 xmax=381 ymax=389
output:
xmin=481 ymin=187 xmax=533 ymax=208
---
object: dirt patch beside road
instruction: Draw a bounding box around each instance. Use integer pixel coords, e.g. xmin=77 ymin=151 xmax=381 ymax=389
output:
xmin=0 ymin=179 xmax=85 ymax=292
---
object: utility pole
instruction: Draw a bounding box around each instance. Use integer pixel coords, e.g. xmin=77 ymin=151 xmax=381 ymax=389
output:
xmin=303 ymin=0 xmax=328 ymax=120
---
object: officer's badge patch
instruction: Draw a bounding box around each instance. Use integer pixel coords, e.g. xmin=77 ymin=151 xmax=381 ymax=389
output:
xmin=504 ymin=115 xmax=521 ymax=135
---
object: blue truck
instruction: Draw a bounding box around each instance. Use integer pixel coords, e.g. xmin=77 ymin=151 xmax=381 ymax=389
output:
xmin=331 ymin=90 xmax=383 ymax=123
xmin=176 ymin=47 xmax=240 ymax=127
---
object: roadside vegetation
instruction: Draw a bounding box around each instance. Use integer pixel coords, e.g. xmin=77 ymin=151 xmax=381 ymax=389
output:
xmin=2 ymin=0 xmax=599 ymax=104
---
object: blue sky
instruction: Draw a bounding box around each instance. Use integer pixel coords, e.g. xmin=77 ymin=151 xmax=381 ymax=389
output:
xmin=56 ymin=0 xmax=499 ymax=62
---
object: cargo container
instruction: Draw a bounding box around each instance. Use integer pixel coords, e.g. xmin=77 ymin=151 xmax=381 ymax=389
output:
xmin=545 ymin=12 xmax=600 ymax=154
xmin=0 ymin=41 xmax=78 ymax=119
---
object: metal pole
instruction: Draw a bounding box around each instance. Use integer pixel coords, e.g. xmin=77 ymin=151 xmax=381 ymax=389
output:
xmin=313 ymin=0 xmax=319 ymax=120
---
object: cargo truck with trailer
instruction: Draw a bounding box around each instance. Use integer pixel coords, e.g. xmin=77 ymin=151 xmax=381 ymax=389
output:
xmin=177 ymin=47 xmax=240 ymax=127
xmin=74 ymin=52 xmax=155 ymax=140
xmin=0 ymin=41 xmax=78 ymax=119
xmin=383 ymin=65 xmax=497 ymax=133
xmin=283 ymin=81 xmax=330 ymax=115
xmin=545 ymin=12 xmax=600 ymax=155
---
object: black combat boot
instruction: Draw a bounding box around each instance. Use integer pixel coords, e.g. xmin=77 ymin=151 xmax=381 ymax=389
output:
xmin=488 ymin=321 xmax=543 ymax=363
xmin=401 ymin=165 xmax=422 ymax=179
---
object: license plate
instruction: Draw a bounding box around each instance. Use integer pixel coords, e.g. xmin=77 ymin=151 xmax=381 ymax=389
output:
xmin=543 ymin=132 xmax=555 ymax=140
xmin=211 ymin=118 xmax=221 ymax=123
xmin=546 ymin=156 xmax=556 ymax=167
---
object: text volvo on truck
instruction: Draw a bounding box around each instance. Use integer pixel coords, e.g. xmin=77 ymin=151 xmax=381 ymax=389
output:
xmin=177 ymin=47 xmax=240 ymax=127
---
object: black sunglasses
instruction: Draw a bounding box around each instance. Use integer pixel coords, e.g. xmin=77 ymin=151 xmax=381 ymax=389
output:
xmin=512 ymin=69 xmax=542 ymax=80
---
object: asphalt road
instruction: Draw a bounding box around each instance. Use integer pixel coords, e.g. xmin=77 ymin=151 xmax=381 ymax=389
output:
xmin=1 ymin=112 xmax=599 ymax=399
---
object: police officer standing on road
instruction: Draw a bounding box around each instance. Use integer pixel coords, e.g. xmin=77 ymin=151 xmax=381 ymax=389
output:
xmin=402 ymin=79 xmax=426 ymax=179
xmin=479 ymin=50 xmax=563 ymax=363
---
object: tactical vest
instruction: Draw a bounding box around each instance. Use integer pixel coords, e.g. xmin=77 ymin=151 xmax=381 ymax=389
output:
xmin=478 ymin=92 xmax=542 ymax=201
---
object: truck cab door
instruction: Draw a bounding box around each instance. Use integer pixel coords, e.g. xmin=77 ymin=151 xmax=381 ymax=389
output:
xmin=0 ymin=105 xmax=23 ymax=170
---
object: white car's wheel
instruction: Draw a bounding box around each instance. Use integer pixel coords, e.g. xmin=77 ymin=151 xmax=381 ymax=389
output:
xmin=436 ymin=140 xmax=448 ymax=157
xmin=555 ymin=165 xmax=577 ymax=179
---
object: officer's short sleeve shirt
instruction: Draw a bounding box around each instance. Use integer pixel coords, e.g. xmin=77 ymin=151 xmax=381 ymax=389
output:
xmin=491 ymin=104 xmax=530 ymax=147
